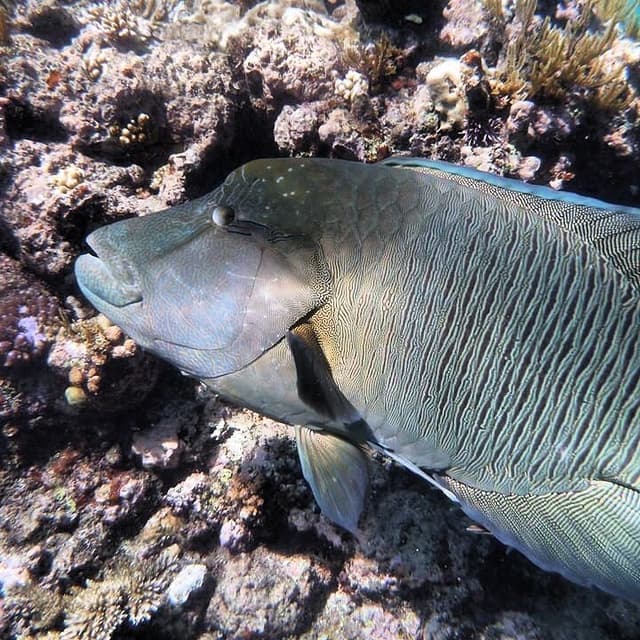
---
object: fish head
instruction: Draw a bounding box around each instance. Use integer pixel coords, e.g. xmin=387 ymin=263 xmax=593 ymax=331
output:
xmin=74 ymin=168 xmax=331 ymax=379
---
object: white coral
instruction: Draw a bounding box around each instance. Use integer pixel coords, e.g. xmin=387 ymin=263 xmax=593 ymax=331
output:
xmin=84 ymin=2 xmax=153 ymax=45
xmin=426 ymin=58 xmax=468 ymax=132
xmin=334 ymin=70 xmax=368 ymax=103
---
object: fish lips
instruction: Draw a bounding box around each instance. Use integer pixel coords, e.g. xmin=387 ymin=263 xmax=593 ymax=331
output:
xmin=75 ymin=229 xmax=143 ymax=309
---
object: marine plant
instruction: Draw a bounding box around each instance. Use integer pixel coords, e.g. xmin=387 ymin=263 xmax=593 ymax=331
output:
xmin=485 ymin=0 xmax=635 ymax=111
xmin=597 ymin=0 xmax=640 ymax=37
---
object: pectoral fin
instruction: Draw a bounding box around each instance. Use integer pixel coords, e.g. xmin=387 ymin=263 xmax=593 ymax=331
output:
xmin=295 ymin=426 xmax=369 ymax=533
xmin=287 ymin=324 xmax=357 ymax=422
xmin=287 ymin=324 xmax=371 ymax=440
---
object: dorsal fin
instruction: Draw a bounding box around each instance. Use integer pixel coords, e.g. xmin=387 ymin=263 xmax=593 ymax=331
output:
xmin=382 ymin=157 xmax=640 ymax=289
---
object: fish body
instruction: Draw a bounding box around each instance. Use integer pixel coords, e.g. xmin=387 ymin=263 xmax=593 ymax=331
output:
xmin=75 ymin=157 xmax=640 ymax=601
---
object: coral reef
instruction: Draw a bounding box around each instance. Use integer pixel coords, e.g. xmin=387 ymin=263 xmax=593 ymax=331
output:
xmin=487 ymin=0 xmax=632 ymax=111
xmin=3 ymin=400 xmax=640 ymax=639
xmin=0 ymin=255 xmax=60 ymax=369
xmin=60 ymin=547 xmax=179 ymax=639
xmin=1 ymin=0 xmax=640 ymax=638
xmin=205 ymin=547 xmax=332 ymax=638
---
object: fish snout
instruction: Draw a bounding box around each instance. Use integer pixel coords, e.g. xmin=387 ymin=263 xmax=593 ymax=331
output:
xmin=75 ymin=231 xmax=143 ymax=308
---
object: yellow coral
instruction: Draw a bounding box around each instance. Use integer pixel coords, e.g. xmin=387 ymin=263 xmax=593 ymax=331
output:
xmin=53 ymin=166 xmax=85 ymax=193
xmin=487 ymin=0 xmax=633 ymax=111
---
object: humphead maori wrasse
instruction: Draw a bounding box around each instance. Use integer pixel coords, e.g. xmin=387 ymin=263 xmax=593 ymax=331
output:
xmin=75 ymin=157 xmax=640 ymax=601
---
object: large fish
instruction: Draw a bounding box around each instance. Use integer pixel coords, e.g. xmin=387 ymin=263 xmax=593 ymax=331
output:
xmin=75 ymin=157 xmax=640 ymax=601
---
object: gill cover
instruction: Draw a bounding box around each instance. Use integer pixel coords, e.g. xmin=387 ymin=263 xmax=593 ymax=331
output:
xmin=76 ymin=201 xmax=331 ymax=379
xmin=148 ymin=217 xmax=330 ymax=378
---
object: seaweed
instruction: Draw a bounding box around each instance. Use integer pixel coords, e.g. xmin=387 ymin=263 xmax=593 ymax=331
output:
xmin=597 ymin=0 xmax=640 ymax=38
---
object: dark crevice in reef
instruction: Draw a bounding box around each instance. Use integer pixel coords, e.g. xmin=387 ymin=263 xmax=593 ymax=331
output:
xmin=511 ymin=114 xmax=640 ymax=209
xmin=355 ymin=0 xmax=445 ymax=27
xmin=23 ymin=5 xmax=79 ymax=48
xmin=3 ymin=408 xmax=128 ymax=472
xmin=0 ymin=217 xmax=20 ymax=260
xmin=568 ymin=122 xmax=640 ymax=208
xmin=183 ymin=104 xmax=280 ymax=200
xmin=4 ymin=98 xmax=67 ymax=143
xmin=0 ymin=361 xmax=180 ymax=473
xmin=475 ymin=543 xmax=569 ymax=615
xmin=56 ymin=194 xmax=110 ymax=248
xmin=354 ymin=0 xmax=448 ymax=63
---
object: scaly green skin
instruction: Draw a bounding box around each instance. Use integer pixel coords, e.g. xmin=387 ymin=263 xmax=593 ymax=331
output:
xmin=76 ymin=158 xmax=640 ymax=601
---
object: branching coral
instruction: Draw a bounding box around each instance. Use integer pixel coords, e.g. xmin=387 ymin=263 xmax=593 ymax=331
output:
xmin=84 ymin=1 xmax=160 ymax=47
xmin=96 ymin=0 xmax=188 ymax=41
xmin=341 ymin=34 xmax=404 ymax=94
xmin=61 ymin=580 xmax=127 ymax=640
xmin=60 ymin=548 xmax=179 ymax=640
xmin=334 ymin=70 xmax=369 ymax=102
xmin=130 ymin=0 xmax=185 ymax=23
xmin=597 ymin=0 xmax=640 ymax=38
xmin=486 ymin=0 xmax=633 ymax=111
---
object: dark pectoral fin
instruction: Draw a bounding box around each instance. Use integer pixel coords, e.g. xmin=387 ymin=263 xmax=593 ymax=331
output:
xmin=296 ymin=426 xmax=369 ymax=534
xmin=287 ymin=324 xmax=364 ymax=430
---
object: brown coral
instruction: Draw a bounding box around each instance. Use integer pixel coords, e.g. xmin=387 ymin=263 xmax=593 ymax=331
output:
xmin=60 ymin=548 xmax=178 ymax=639
xmin=341 ymin=34 xmax=405 ymax=94
xmin=61 ymin=579 xmax=127 ymax=640
xmin=47 ymin=312 xmax=158 ymax=410
xmin=0 ymin=254 xmax=61 ymax=369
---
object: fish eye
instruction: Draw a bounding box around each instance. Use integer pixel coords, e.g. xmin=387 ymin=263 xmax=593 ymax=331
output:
xmin=212 ymin=205 xmax=235 ymax=226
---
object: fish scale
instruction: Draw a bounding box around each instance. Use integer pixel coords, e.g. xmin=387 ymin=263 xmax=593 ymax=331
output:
xmin=75 ymin=156 xmax=640 ymax=600
xmin=356 ymin=167 xmax=639 ymax=492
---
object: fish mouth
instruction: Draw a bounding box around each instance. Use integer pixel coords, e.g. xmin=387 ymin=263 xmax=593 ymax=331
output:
xmin=75 ymin=229 xmax=143 ymax=308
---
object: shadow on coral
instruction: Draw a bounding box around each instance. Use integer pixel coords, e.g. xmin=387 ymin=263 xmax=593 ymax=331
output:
xmin=183 ymin=106 xmax=280 ymax=200
xmin=78 ymin=89 xmax=175 ymax=172
xmin=4 ymin=98 xmax=67 ymax=143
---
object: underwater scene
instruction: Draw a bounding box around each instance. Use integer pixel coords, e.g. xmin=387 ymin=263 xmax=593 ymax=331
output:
xmin=2 ymin=0 xmax=640 ymax=638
